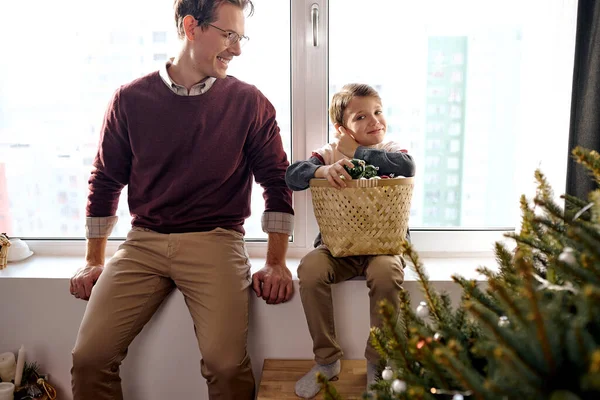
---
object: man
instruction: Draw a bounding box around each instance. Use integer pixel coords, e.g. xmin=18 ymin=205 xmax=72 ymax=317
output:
xmin=68 ymin=1 xmax=294 ymax=399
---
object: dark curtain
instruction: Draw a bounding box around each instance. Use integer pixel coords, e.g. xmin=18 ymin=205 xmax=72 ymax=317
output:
xmin=566 ymin=0 xmax=600 ymax=199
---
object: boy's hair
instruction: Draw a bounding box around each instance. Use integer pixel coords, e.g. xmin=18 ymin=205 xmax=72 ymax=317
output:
xmin=329 ymin=83 xmax=382 ymax=129
xmin=174 ymin=0 xmax=254 ymax=40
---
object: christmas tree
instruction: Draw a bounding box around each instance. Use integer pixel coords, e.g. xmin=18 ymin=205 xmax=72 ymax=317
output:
xmin=319 ymin=146 xmax=600 ymax=400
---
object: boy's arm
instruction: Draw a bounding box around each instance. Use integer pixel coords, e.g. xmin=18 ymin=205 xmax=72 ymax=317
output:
xmin=354 ymin=147 xmax=416 ymax=177
xmin=285 ymin=156 xmax=325 ymax=191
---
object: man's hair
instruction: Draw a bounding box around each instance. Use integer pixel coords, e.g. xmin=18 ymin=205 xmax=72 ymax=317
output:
xmin=174 ymin=0 xmax=254 ymax=39
xmin=329 ymin=83 xmax=382 ymax=128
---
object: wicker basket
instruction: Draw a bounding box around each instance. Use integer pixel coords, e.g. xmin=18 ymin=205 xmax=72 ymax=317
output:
xmin=0 ymin=233 xmax=10 ymax=270
xmin=309 ymin=177 xmax=414 ymax=257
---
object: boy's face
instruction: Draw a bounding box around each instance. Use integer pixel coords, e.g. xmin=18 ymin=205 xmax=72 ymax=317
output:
xmin=191 ymin=3 xmax=245 ymax=79
xmin=341 ymin=96 xmax=386 ymax=146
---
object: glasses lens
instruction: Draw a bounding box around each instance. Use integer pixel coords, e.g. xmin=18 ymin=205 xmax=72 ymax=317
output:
xmin=238 ymin=36 xmax=248 ymax=47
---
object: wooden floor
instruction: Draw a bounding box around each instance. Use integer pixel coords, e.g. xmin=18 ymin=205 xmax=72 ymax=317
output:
xmin=257 ymin=359 xmax=367 ymax=400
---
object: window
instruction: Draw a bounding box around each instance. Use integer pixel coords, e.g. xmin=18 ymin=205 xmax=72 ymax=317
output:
xmin=329 ymin=0 xmax=576 ymax=232
xmin=0 ymin=0 xmax=290 ymax=241
xmin=152 ymin=31 xmax=167 ymax=44
xmin=0 ymin=0 xmax=578 ymax=256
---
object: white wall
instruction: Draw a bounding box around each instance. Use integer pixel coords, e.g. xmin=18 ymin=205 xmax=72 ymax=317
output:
xmin=0 ymin=256 xmax=488 ymax=399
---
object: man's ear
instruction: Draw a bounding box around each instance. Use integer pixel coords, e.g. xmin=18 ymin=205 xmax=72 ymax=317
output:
xmin=183 ymin=15 xmax=197 ymax=41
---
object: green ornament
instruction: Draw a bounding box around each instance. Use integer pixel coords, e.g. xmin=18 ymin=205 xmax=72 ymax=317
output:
xmin=363 ymin=164 xmax=379 ymax=179
xmin=344 ymin=159 xmax=366 ymax=179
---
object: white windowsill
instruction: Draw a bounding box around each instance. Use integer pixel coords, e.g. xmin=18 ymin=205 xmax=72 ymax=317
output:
xmin=0 ymin=253 xmax=498 ymax=282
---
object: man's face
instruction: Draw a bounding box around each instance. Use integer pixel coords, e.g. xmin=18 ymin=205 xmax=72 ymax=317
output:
xmin=192 ymin=3 xmax=245 ymax=79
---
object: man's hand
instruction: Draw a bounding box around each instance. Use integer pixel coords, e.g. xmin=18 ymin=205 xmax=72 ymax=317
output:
xmin=70 ymin=265 xmax=103 ymax=301
xmin=315 ymin=159 xmax=354 ymax=189
xmin=252 ymin=264 xmax=293 ymax=304
xmin=336 ymin=126 xmax=360 ymax=157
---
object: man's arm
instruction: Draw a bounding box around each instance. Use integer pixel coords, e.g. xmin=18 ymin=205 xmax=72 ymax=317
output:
xmin=71 ymin=87 xmax=130 ymax=301
xmin=246 ymin=92 xmax=295 ymax=304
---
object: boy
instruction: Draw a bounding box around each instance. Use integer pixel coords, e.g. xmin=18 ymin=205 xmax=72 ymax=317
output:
xmin=285 ymin=83 xmax=415 ymax=398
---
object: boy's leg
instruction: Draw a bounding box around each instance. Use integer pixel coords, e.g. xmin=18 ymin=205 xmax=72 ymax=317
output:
xmin=298 ymin=246 xmax=361 ymax=364
xmin=363 ymin=255 xmax=405 ymax=364
xmin=171 ymin=228 xmax=254 ymax=400
xmin=295 ymin=247 xmax=362 ymax=398
xmin=71 ymin=228 xmax=175 ymax=400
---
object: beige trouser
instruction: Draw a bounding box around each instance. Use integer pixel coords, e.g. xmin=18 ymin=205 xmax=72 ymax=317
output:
xmin=298 ymin=246 xmax=405 ymax=365
xmin=71 ymin=227 xmax=255 ymax=400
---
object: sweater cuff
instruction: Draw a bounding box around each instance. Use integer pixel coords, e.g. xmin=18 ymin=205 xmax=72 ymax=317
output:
xmin=85 ymin=216 xmax=118 ymax=238
xmin=261 ymin=212 xmax=294 ymax=236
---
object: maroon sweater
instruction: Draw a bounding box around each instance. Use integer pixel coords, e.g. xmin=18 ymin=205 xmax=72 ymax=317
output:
xmin=87 ymin=71 xmax=293 ymax=234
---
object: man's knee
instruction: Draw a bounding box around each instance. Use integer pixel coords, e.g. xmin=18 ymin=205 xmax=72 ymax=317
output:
xmin=72 ymin=343 xmax=119 ymax=375
xmin=203 ymin=352 xmax=252 ymax=383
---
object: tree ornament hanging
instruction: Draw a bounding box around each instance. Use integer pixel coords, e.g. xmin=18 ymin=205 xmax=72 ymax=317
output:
xmin=558 ymin=247 xmax=577 ymax=266
xmin=498 ymin=316 xmax=510 ymax=327
xmin=381 ymin=366 xmax=394 ymax=381
xmin=416 ymin=301 xmax=430 ymax=318
xmin=453 ymin=395 xmax=465 ymax=400
xmin=391 ymin=379 xmax=407 ymax=394
xmin=433 ymin=332 xmax=443 ymax=342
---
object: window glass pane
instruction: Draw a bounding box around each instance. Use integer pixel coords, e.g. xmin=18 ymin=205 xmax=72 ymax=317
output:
xmin=0 ymin=0 xmax=290 ymax=239
xmin=329 ymin=0 xmax=576 ymax=228
xmin=228 ymin=0 xmax=291 ymax=240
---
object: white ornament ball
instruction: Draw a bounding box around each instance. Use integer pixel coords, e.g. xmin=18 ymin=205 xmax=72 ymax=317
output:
xmin=453 ymin=395 xmax=464 ymax=400
xmin=559 ymin=247 xmax=577 ymax=265
xmin=416 ymin=301 xmax=429 ymax=318
xmin=391 ymin=379 xmax=407 ymax=393
xmin=381 ymin=366 xmax=394 ymax=381
xmin=433 ymin=332 xmax=443 ymax=342
xmin=498 ymin=315 xmax=510 ymax=327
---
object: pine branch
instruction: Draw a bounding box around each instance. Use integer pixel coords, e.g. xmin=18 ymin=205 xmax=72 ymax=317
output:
xmin=563 ymin=194 xmax=591 ymax=221
xmin=572 ymin=147 xmax=600 ymax=185
xmin=317 ymin=372 xmax=343 ymax=400
xmin=402 ymin=243 xmax=445 ymax=323
xmin=465 ymin=301 xmax=542 ymax=381
xmin=485 ymin=276 xmax=529 ymax=328
xmin=413 ymin=334 xmax=453 ymax=390
xmin=432 ymin=345 xmax=487 ymax=400
xmin=453 ymin=275 xmax=503 ymax=316
xmin=370 ymin=327 xmax=392 ymax=361
xmin=515 ymin=252 xmax=556 ymax=372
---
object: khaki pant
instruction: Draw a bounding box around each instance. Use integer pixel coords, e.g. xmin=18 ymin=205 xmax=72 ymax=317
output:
xmin=71 ymin=227 xmax=255 ymax=400
xmin=298 ymin=246 xmax=405 ymax=365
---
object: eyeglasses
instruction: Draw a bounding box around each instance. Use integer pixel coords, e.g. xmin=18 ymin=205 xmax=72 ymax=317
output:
xmin=206 ymin=23 xmax=249 ymax=47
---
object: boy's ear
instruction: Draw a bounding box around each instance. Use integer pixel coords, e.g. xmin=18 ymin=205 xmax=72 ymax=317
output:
xmin=334 ymin=123 xmax=347 ymax=137
xmin=335 ymin=124 xmax=354 ymax=139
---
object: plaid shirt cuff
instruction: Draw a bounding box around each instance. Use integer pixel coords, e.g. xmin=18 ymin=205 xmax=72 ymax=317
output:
xmin=86 ymin=216 xmax=119 ymax=238
xmin=261 ymin=212 xmax=294 ymax=236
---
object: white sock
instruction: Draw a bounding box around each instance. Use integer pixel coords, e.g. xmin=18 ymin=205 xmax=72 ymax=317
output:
xmin=294 ymin=359 xmax=341 ymax=399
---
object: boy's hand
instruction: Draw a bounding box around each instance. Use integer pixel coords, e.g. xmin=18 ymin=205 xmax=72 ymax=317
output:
xmin=337 ymin=127 xmax=360 ymax=158
xmin=315 ymin=159 xmax=354 ymax=189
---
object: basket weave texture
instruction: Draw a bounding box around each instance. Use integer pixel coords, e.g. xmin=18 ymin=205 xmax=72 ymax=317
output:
xmin=309 ymin=177 xmax=414 ymax=257
xmin=0 ymin=233 xmax=10 ymax=270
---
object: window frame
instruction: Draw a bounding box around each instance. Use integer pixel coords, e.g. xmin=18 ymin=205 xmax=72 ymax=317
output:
xmin=12 ymin=0 xmax=522 ymax=259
